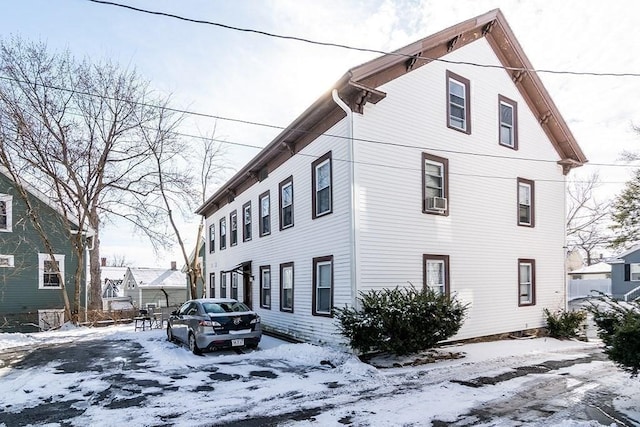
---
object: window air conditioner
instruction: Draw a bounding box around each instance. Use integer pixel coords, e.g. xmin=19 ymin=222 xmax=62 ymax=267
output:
xmin=427 ymin=196 xmax=447 ymax=211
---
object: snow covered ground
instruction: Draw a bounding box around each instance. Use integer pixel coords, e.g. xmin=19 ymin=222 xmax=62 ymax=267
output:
xmin=0 ymin=324 xmax=638 ymax=426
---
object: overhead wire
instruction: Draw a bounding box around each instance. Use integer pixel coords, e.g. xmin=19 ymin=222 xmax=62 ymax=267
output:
xmin=86 ymin=0 xmax=640 ymax=78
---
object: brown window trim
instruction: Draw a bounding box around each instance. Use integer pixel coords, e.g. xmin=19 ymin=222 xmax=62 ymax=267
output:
xmin=219 ymin=217 xmax=227 ymax=250
xmin=446 ymin=70 xmax=471 ymax=134
xmin=280 ymin=262 xmax=294 ymax=313
xmin=498 ymin=95 xmax=518 ymax=150
xmin=230 ymin=210 xmax=238 ymax=246
xmin=258 ymin=190 xmax=271 ymax=237
xmin=517 ymin=177 xmax=535 ymax=227
xmin=312 ymin=151 xmax=333 ymax=219
xmin=279 ymin=175 xmax=294 ymax=230
xmin=422 ymin=152 xmax=449 ymax=216
xmin=518 ymin=258 xmax=536 ymax=306
xmin=259 ymin=265 xmax=271 ymax=310
xmin=242 ymin=201 xmax=252 ymax=242
xmin=423 ymin=254 xmax=450 ymax=297
xmin=208 ymin=223 xmax=215 ymax=253
xmin=312 ymin=255 xmax=333 ymax=317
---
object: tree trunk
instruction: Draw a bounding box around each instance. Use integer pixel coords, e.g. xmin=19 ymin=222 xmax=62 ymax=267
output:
xmin=88 ymin=209 xmax=102 ymax=311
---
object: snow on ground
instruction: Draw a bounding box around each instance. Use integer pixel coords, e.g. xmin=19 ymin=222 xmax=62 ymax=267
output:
xmin=0 ymin=324 xmax=638 ymax=426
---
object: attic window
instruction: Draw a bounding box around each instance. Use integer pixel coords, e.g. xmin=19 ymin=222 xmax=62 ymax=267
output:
xmin=446 ymin=71 xmax=471 ymax=134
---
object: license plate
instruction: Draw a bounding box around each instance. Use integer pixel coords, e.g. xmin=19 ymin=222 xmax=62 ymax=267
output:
xmin=231 ymin=339 xmax=244 ymax=347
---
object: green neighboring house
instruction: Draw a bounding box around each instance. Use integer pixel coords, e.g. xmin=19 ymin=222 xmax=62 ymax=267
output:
xmin=0 ymin=168 xmax=87 ymax=332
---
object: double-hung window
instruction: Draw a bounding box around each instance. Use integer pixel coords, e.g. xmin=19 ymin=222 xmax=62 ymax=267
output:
xmin=279 ymin=176 xmax=294 ymax=230
xmin=231 ymin=273 xmax=238 ymax=299
xmin=280 ymin=262 xmax=294 ymax=312
xmin=518 ymin=259 xmax=536 ymax=306
xmin=220 ymin=272 xmax=227 ymax=297
xmin=230 ymin=210 xmax=238 ymax=246
xmin=260 ymin=266 xmax=271 ymax=309
xmin=219 ymin=217 xmax=227 ymax=250
xmin=313 ymin=256 xmax=333 ymax=316
xmin=517 ymin=178 xmax=535 ymax=227
xmin=312 ymin=152 xmax=332 ymax=218
xmin=424 ymin=254 xmax=449 ymax=296
xmin=625 ymin=263 xmax=640 ymax=281
xmin=208 ymin=224 xmax=215 ymax=253
xmin=209 ymin=273 xmax=215 ymax=298
xmin=499 ymin=95 xmax=518 ymax=149
xmin=0 ymin=194 xmax=13 ymax=232
xmin=422 ymin=153 xmax=449 ymax=215
xmin=39 ymin=253 xmax=64 ymax=289
xmin=259 ymin=191 xmax=270 ymax=237
xmin=243 ymin=201 xmax=252 ymax=242
xmin=446 ymin=70 xmax=471 ymax=134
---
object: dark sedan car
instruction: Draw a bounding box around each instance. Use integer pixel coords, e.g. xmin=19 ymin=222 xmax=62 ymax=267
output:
xmin=167 ymin=298 xmax=262 ymax=354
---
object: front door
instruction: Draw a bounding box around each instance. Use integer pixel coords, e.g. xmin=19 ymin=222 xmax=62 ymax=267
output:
xmin=242 ymin=262 xmax=252 ymax=309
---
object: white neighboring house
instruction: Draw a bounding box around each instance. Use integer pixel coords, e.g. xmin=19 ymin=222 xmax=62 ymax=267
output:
xmin=567 ymin=262 xmax=612 ymax=301
xmin=196 ymin=9 xmax=587 ymax=346
xmin=100 ymin=261 xmax=131 ymax=311
xmin=122 ymin=262 xmax=187 ymax=311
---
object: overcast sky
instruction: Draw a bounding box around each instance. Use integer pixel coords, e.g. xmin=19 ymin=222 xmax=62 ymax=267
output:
xmin=2 ymin=0 xmax=639 ymax=267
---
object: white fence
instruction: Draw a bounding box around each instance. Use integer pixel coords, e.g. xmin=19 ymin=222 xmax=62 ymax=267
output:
xmin=568 ymin=279 xmax=611 ymax=301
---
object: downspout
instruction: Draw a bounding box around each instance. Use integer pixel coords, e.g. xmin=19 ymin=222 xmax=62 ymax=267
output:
xmin=332 ymin=89 xmax=358 ymax=307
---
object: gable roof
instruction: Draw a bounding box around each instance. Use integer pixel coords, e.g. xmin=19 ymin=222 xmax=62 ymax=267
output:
xmin=125 ymin=267 xmax=186 ymax=289
xmin=197 ymin=8 xmax=587 ymax=217
xmin=608 ymin=245 xmax=640 ymax=264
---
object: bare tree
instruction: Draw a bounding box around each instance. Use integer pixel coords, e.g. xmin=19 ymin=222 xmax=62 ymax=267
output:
xmin=566 ymin=172 xmax=611 ymax=265
xmin=108 ymin=254 xmax=132 ymax=267
xmin=0 ymin=36 xmax=191 ymax=314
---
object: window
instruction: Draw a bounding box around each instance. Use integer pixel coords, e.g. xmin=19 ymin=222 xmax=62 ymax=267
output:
xmin=518 ymin=259 xmax=536 ymax=306
xmin=423 ymin=254 xmax=450 ymax=296
xmin=626 ymin=263 xmax=640 ymax=281
xmin=231 ymin=273 xmax=238 ymax=299
xmin=313 ymin=256 xmax=333 ymax=316
xmin=209 ymin=273 xmax=215 ymax=298
xmin=280 ymin=262 xmax=294 ymax=312
xmin=230 ymin=210 xmax=238 ymax=246
xmin=312 ymin=152 xmax=332 ymax=218
xmin=243 ymin=201 xmax=252 ymax=242
xmin=220 ymin=272 xmax=227 ymax=298
xmin=259 ymin=191 xmax=271 ymax=237
xmin=219 ymin=217 xmax=227 ymax=250
xmin=518 ymin=178 xmax=535 ymax=227
xmin=260 ymin=266 xmax=271 ymax=309
xmin=422 ymin=153 xmax=449 ymax=215
xmin=446 ymin=70 xmax=471 ymax=133
xmin=0 ymin=255 xmax=14 ymax=267
xmin=0 ymin=194 xmax=12 ymax=232
xmin=208 ymin=224 xmax=215 ymax=253
xmin=499 ymin=95 xmax=518 ymax=149
xmin=279 ymin=176 xmax=294 ymax=230
xmin=38 ymin=253 xmax=65 ymax=289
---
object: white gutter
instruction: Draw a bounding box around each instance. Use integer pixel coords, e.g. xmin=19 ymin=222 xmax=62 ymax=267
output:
xmin=332 ymin=89 xmax=358 ymax=308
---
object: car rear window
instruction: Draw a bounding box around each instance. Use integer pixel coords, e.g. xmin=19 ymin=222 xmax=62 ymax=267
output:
xmin=202 ymin=302 xmax=250 ymax=314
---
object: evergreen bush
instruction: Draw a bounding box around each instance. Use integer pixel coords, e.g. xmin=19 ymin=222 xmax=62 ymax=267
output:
xmin=588 ymin=296 xmax=640 ymax=377
xmin=543 ymin=308 xmax=587 ymax=339
xmin=334 ymin=286 xmax=468 ymax=356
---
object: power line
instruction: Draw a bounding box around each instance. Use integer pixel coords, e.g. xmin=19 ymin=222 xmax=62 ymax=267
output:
xmin=1 ymin=72 xmax=639 ymax=173
xmin=86 ymin=0 xmax=640 ymax=78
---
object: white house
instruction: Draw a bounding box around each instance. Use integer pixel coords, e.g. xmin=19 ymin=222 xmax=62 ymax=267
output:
xmin=122 ymin=262 xmax=186 ymax=310
xmin=196 ymin=9 xmax=587 ymax=345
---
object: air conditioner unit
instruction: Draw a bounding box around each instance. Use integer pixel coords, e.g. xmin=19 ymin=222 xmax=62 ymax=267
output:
xmin=427 ymin=196 xmax=447 ymax=211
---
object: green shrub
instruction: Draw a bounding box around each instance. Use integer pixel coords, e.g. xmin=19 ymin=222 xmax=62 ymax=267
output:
xmin=588 ymin=296 xmax=640 ymax=377
xmin=543 ymin=308 xmax=587 ymax=339
xmin=334 ymin=286 xmax=468 ymax=356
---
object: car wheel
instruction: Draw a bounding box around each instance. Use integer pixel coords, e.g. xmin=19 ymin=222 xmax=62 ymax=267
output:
xmin=167 ymin=326 xmax=174 ymax=342
xmin=188 ymin=332 xmax=202 ymax=355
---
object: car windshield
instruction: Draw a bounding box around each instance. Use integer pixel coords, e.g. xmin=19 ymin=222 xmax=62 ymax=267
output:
xmin=202 ymin=301 xmax=251 ymax=314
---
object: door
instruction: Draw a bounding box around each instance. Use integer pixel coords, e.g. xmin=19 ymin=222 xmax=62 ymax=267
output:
xmin=242 ymin=261 xmax=252 ymax=309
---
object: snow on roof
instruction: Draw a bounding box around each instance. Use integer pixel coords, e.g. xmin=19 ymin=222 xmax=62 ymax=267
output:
xmin=127 ymin=267 xmax=186 ymax=288
xmin=570 ymin=262 xmax=611 ymax=274
xmin=101 ymin=266 xmax=128 ymax=280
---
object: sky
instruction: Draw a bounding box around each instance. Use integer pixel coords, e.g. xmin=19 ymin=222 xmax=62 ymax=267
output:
xmin=1 ymin=0 xmax=640 ymax=267
xmin=1 ymin=324 xmax=638 ymax=425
